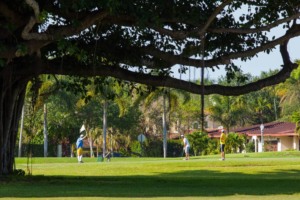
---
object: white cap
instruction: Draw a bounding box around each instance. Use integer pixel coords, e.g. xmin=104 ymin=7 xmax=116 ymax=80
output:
xmin=80 ymin=134 xmax=84 ymax=138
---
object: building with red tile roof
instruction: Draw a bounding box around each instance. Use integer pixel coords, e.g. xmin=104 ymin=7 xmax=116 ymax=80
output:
xmin=207 ymin=121 xmax=299 ymax=152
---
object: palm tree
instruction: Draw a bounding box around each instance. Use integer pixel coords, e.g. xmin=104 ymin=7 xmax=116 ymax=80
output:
xmin=276 ymin=61 xmax=300 ymax=119
xmin=43 ymin=104 xmax=48 ymax=157
xmin=207 ymin=95 xmax=239 ymax=132
xmin=141 ymin=88 xmax=170 ymax=158
xmin=18 ymin=105 xmax=25 ymax=157
xmin=136 ymin=86 xmax=190 ymax=158
xmin=22 ymin=75 xmax=64 ymax=157
xmin=77 ymin=77 xmax=130 ymax=157
xmin=292 ymin=112 xmax=300 ymax=135
xmin=225 ymin=133 xmax=245 ymax=153
xmin=253 ymin=95 xmax=272 ymax=124
xmin=276 ymin=61 xmax=300 ymax=133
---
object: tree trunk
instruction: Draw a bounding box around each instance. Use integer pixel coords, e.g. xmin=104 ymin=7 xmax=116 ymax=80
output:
xmin=102 ymin=100 xmax=107 ymax=158
xmin=43 ymin=104 xmax=48 ymax=157
xmin=18 ymin=105 xmax=25 ymax=157
xmin=89 ymin=131 xmax=94 ymax=158
xmin=163 ymin=92 xmax=167 ymax=158
xmin=0 ymin=67 xmax=29 ymax=175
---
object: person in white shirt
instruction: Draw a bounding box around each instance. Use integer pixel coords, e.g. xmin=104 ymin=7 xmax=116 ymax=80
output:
xmin=182 ymin=134 xmax=190 ymax=160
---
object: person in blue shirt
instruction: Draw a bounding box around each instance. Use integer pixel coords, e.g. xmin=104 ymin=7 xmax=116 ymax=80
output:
xmin=76 ymin=134 xmax=87 ymax=163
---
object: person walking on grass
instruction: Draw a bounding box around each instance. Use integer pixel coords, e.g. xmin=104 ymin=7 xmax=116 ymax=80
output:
xmin=220 ymin=129 xmax=227 ymax=161
xmin=76 ymin=134 xmax=87 ymax=163
xmin=182 ymin=134 xmax=190 ymax=160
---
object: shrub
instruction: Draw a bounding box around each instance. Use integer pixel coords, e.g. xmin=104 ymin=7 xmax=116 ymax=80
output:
xmin=246 ymin=141 xmax=255 ymax=153
xmin=13 ymin=169 xmax=25 ymax=176
xmin=167 ymin=140 xmax=183 ymax=157
xmin=187 ymin=131 xmax=209 ymax=156
xmin=143 ymin=139 xmax=163 ymax=157
xmin=129 ymin=140 xmax=143 ymax=157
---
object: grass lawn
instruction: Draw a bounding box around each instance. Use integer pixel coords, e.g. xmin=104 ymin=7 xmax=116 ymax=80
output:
xmin=1 ymin=151 xmax=300 ymax=200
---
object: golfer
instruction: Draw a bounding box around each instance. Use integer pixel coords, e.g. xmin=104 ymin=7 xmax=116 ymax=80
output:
xmin=220 ymin=129 xmax=226 ymax=161
xmin=182 ymin=134 xmax=190 ymax=160
xmin=76 ymin=134 xmax=87 ymax=163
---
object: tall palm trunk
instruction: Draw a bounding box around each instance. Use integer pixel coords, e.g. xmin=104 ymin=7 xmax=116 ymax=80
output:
xmin=163 ymin=92 xmax=167 ymax=158
xmin=89 ymin=129 xmax=94 ymax=157
xmin=18 ymin=105 xmax=25 ymax=157
xmin=201 ymin=34 xmax=205 ymax=132
xmin=102 ymin=100 xmax=108 ymax=158
xmin=43 ymin=104 xmax=48 ymax=157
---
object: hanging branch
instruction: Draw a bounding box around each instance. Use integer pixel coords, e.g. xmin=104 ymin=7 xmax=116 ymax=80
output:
xmin=200 ymin=34 xmax=205 ymax=132
xmin=198 ymin=0 xmax=233 ymax=35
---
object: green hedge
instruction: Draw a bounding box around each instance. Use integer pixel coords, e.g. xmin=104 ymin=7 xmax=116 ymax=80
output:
xmin=15 ymin=144 xmax=70 ymax=157
xmin=129 ymin=139 xmax=185 ymax=157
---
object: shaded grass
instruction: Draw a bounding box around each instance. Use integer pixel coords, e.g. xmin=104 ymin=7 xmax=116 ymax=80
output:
xmin=1 ymin=152 xmax=300 ymax=199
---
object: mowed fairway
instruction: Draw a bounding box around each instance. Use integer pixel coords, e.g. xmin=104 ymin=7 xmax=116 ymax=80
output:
xmin=1 ymin=152 xmax=300 ymax=200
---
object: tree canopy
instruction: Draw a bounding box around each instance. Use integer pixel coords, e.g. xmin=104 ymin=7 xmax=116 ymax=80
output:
xmin=1 ymin=0 xmax=300 ymax=175
xmin=1 ymin=0 xmax=300 ymax=95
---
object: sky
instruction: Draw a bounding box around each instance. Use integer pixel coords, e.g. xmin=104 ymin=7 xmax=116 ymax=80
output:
xmin=172 ymin=4 xmax=300 ymax=81
xmin=173 ymin=35 xmax=300 ymax=81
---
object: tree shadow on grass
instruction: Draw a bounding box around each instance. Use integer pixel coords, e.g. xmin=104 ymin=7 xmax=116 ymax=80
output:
xmin=1 ymin=168 xmax=300 ymax=198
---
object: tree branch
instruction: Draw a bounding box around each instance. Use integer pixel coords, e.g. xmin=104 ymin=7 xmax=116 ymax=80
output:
xmin=0 ymin=1 xmax=25 ymax=27
xmin=149 ymin=12 xmax=300 ymax=40
xmin=199 ymin=0 xmax=233 ymax=35
xmin=208 ymin=13 xmax=300 ymax=34
xmin=22 ymin=10 xmax=109 ymax=41
xmin=141 ymin=46 xmax=231 ymax=68
xmin=10 ymin=39 xmax=296 ymax=97
xmin=25 ymin=0 xmax=40 ymax=20
xmin=138 ymin=24 xmax=300 ymax=69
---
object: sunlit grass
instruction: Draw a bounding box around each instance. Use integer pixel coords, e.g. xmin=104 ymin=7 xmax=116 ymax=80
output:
xmin=1 ymin=152 xmax=300 ymax=200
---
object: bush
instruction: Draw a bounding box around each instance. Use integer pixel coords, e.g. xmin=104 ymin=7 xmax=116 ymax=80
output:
xmin=207 ymin=139 xmax=219 ymax=155
xmin=116 ymin=148 xmax=127 ymax=157
xmin=129 ymin=139 xmax=184 ymax=157
xmin=187 ymin=131 xmax=209 ymax=156
xmin=16 ymin=144 xmax=59 ymax=157
xmin=13 ymin=169 xmax=25 ymax=176
xmin=143 ymin=139 xmax=163 ymax=157
xmin=129 ymin=141 xmax=143 ymax=157
xmin=225 ymin=133 xmax=246 ymax=153
xmin=246 ymin=141 xmax=255 ymax=153
xmin=167 ymin=140 xmax=183 ymax=157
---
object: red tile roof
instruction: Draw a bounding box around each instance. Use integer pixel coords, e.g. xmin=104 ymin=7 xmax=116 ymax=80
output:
xmin=207 ymin=121 xmax=297 ymax=138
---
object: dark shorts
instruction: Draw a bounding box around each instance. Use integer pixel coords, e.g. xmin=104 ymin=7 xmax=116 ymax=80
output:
xmin=220 ymin=144 xmax=225 ymax=152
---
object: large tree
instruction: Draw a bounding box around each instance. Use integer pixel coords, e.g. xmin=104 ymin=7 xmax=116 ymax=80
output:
xmin=1 ymin=0 xmax=300 ymax=175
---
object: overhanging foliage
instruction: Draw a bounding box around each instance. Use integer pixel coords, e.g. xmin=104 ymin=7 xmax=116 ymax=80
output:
xmin=1 ymin=0 xmax=300 ymax=95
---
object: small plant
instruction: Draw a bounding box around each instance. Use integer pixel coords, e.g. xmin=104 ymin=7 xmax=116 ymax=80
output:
xmin=13 ymin=169 xmax=25 ymax=176
xmin=246 ymin=141 xmax=255 ymax=153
